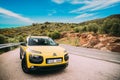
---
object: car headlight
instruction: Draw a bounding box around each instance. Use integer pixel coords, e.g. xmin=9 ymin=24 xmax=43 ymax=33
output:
xmin=64 ymin=54 xmax=69 ymax=61
xmin=29 ymin=54 xmax=43 ymax=64
xmin=27 ymin=48 xmax=41 ymax=54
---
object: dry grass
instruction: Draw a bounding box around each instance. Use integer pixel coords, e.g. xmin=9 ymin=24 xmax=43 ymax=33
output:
xmin=56 ymin=37 xmax=80 ymax=46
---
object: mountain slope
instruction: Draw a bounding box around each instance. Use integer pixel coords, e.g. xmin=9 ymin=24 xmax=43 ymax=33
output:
xmin=0 ymin=14 xmax=120 ymax=52
xmin=0 ymin=14 xmax=120 ymax=43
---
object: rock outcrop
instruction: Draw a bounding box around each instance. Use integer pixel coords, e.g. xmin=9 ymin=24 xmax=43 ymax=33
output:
xmin=60 ymin=32 xmax=120 ymax=52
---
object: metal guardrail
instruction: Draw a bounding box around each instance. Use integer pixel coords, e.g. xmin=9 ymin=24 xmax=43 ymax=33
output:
xmin=0 ymin=42 xmax=24 ymax=49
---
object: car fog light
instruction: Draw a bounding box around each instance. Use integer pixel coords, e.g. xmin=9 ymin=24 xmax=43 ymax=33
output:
xmin=31 ymin=66 xmax=34 ymax=68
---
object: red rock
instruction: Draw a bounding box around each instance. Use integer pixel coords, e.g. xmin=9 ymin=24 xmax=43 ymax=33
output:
xmin=100 ymin=47 xmax=110 ymax=52
xmin=94 ymin=43 xmax=105 ymax=49
xmin=107 ymin=43 xmax=120 ymax=52
xmin=81 ymin=33 xmax=88 ymax=38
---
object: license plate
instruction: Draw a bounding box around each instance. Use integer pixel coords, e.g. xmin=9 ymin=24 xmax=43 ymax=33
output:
xmin=47 ymin=59 xmax=62 ymax=64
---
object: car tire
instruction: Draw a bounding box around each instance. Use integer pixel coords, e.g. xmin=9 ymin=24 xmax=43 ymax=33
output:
xmin=61 ymin=63 xmax=68 ymax=70
xmin=20 ymin=48 xmax=22 ymax=59
xmin=21 ymin=56 xmax=31 ymax=74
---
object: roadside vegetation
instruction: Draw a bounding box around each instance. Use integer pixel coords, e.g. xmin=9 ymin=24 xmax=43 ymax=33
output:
xmin=0 ymin=14 xmax=120 ymax=53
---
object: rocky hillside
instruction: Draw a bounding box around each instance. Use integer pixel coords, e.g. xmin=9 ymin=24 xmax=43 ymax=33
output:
xmin=57 ymin=32 xmax=120 ymax=52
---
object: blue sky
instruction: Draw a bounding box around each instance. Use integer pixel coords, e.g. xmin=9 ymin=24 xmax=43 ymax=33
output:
xmin=0 ymin=0 xmax=120 ymax=28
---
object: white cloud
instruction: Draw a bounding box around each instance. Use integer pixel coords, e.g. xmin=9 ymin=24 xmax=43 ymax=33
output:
xmin=74 ymin=13 xmax=95 ymax=19
xmin=69 ymin=0 xmax=120 ymax=20
xmin=70 ymin=0 xmax=120 ymax=13
xmin=51 ymin=0 xmax=120 ymax=21
xmin=91 ymin=0 xmax=120 ymax=11
xmin=52 ymin=0 xmax=91 ymax=4
xmin=48 ymin=10 xmax=57 ymax=16
xmin=70 ymin=0 xmax=91 ymax=4
xmin=0 ymin=7 xmax=34 ymax=23
xmin=51 ymin=0 xmax=120 ymax=12
xmin=52 ymin=0 xmax=65 ymax=4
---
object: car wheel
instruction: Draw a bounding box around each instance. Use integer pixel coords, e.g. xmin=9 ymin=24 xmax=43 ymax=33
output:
xmin=21 ymin=57 xmax=31 ymax=74
xmin=20 ymin=48 xmax=22 ymax=59
xmin=61 ymin=63 xmax=68 ymax=70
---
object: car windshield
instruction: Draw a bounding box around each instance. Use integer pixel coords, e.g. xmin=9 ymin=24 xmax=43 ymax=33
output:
xmin=28 ymin=38 xmax=58 ymax=46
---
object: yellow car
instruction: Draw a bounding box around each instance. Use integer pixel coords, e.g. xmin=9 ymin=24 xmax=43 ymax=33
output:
xmin=20 ymin=36 xmax=69 ymax=73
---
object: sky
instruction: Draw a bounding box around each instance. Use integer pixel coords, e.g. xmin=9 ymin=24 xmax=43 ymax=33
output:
xmin=0 ymin=0 xmax=120 ymax=28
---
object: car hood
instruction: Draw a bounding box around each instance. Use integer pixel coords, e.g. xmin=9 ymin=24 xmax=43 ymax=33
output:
xmin=27 ymin=46 xmax=65 ymax=54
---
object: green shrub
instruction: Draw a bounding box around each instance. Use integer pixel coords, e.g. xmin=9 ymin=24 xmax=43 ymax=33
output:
xmin=47 ymin=30 xmax=61 ymax=39
xmin=101 ymin=18 xmax=120 ymax=36
xmin=110 ymin=23 xmax=120 ymax=36
xmin=0 ymin=34 xmax=10 ymax=54
xmin=86 ymin=23 xmax=98 ymax=33
xmin=74 ymin=27 xmax=80 ymax=32
xmin=18 ymin=36 xmax=24 ymax=42
xmin=79 ymin=26 xmax=87 ymax=33
xmin=0 ymin=34 xmax=8 ymax=44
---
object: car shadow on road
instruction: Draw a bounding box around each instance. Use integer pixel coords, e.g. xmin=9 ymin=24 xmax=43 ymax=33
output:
xmin=29 ymin=69 xmax=66 ymax=76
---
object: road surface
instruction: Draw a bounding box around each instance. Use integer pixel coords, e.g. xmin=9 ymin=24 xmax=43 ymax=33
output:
xmin=0 ymin=45 xmax=120 ymax=80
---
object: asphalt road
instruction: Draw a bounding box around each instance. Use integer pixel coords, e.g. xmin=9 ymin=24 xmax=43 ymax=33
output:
xmin=0 ymin=45 xmax=120 ymax=80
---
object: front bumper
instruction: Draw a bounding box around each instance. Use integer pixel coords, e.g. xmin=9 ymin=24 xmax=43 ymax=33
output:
xmin=30 ymin=63 xmax=68 ymax=71
xmin=27 ymin=53 xmax=69 ymax=68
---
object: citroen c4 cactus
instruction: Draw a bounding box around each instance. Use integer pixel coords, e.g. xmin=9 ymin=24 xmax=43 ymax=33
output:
xmin=20 ymin=36 xmax=69 ymax=73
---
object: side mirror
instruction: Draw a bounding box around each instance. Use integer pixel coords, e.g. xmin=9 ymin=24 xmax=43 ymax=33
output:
xmin=20 ymin=42 xmax=26 ymax=46
xmin=56 ymin=43 xmax=59 ymax=46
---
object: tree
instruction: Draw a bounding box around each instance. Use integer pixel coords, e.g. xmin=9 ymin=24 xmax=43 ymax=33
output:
xmin=32 ymin=23 xmax=37 ymax=26
xmin=0 ymin=34 xmax=7 ymax=44
xmin=0 ymin=34 xmax=10 ymax=53
xmin=48 ymin=30 xmax=61 ymax=39
xmin=86 ymin=23 xmax=98 ymax=33
xmin=101 ymin=18 xmax=120 ymax=36
xmin=81 ymin=26 xmax=87 ymax=32
xmin=18 ymin=36 xmax=25 ymax=42
xmin=110 ymin=23 xmax=120 ymax=36
xmin=74 ymin=27 xmax=79 ymax=32
xmin=102 ymin=19 xmax=112 ymax=34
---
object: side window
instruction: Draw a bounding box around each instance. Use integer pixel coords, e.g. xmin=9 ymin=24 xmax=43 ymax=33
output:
xmin=28 ymin=38 xmax=39 ymax=45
